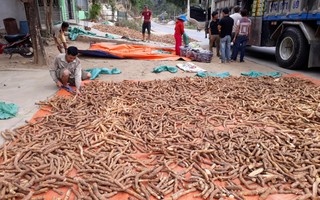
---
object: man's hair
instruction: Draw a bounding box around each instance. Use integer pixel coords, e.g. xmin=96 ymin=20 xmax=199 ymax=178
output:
xmin=61 ymin=22 xmax=69 ymax=28
xmin=222 ymin=7 xmax=229 ymax=14
xmin=67 ymin=46 xmax=78 ymax=56
xmin=211 ymin=11 xmax=218 ymax=17
xmin=241 ymin=9 xmax=248 ymax=17
xmin=144 ymin=4 xmax=148 ymax=8
xmin=234 ymin=6 xmax=240 ymax=13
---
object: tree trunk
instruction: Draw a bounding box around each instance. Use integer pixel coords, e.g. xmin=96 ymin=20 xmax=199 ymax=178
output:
xmin=49 ymin=0 xmax=53 ymax=34
xmin=24 ymin=0 xmax=48 ymax=65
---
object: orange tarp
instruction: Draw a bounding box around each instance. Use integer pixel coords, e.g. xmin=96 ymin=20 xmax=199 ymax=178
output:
xmin=85 ymin=43 xmax=191 ymax=61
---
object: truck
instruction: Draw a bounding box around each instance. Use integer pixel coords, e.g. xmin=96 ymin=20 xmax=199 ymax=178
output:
xmin=212 ymin=0 xmax=320 ymax=69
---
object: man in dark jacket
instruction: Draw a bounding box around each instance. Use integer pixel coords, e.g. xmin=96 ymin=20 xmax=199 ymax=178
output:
xmin=218 ymin=8 xmax=234 ymax=63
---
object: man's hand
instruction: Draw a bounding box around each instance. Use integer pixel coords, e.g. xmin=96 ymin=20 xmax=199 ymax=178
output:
xmin=76 ymin=89 xmax=82 ymax=96
xmin=56 ymin=81 xmax=63 ymax=88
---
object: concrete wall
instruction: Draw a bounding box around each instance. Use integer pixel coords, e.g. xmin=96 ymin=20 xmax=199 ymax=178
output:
xmin=0 ymin=0 xmax=26 ymax=30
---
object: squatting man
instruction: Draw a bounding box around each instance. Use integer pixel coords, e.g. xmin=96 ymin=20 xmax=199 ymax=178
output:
xmin=50 ymin=46 xmax=91 ymax=95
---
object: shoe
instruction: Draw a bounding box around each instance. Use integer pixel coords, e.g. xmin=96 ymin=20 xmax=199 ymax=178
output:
xmin=240 ymin=60 xmax=245 ymax=63
xmin=219 ymin=61 xmax=225 ymax=64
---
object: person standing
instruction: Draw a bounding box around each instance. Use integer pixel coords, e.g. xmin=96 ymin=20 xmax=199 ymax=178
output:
xmin=50 ymin=46 xmax=91 ymax=95
xmin=232 ymin=9 xmax=252 ymax=62
xmin=218 ymin=8 xmax=234 ymax=63
xmin=52 ymin=22 xmax=69 ymax=53
xmin=230 ymin=6 xmax=242 ymax=40
xmin=230 ymin=6 xmax=242 ymax=58
xmin=174 ymin=15 xmax=188 ymax=56
xmin=141 ymin=5 xmax=152 ymax=42
xmin=208 ymin=11 xmax=220 ymax=58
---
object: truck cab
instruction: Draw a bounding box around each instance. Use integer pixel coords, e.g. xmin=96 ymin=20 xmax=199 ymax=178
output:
xmin=214 ymin=0 xmax=320 ymax=69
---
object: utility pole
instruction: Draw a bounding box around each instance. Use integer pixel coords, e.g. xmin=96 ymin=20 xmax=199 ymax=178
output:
xmin=187 ymin=0 xmax=190 ymax=18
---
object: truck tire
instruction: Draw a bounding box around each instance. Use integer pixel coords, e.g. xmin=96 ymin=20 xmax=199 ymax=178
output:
xmin=275 ymin=27 xmax=309 ymax=69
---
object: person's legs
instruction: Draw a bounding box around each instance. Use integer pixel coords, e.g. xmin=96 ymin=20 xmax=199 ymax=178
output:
xmin=220 ymin=36 xmax=227 ymax=63
xmin=174 ymin=34 xmax=182 ymax=56
xmin=54 ymin=37 xmax=63 ymax=53
xmin=214 ymin=35 xmax=221 ymax=57
xmin=142 ymin=23 xmax=146 ymax=41
xmin=81 ymin=70 xmax=91 ymax=80
xmin=231 ymin=32 xmax=235 ymax=58
xmin=209 ymin=35 xmax=214 ymax=52
xmin=59 ymin=69 xmax=71 ymax=86
xmin=226 ymin=35 xmax=231 ymax=62
xmin=232 ymin=37 xmax=240 ymax=61
xmin=147 ymin=22 xmax=151 ymax=41
xmin=240 ymin=37 xmax=248 ymax=62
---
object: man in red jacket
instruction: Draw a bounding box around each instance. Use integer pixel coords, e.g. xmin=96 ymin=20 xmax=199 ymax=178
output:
xmin=174 ymin=15 xmax=188 ymax=56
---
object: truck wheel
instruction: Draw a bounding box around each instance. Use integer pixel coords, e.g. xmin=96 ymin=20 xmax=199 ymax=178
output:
xmin=275 ymin=27 xmax=309 ymax=69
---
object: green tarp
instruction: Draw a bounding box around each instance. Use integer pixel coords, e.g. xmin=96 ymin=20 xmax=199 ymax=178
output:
xmin=0 ymin=102 xmax=18 ymax=120
xmin=152 ymin=66 xmax=178 ymax=73
xmin=85 ymin=68 xmax=121 ymax=80
xmin=196 ymin=71 xmax=231 ymax=78
xmin=241 ymin=70 xmax=282 ymax=78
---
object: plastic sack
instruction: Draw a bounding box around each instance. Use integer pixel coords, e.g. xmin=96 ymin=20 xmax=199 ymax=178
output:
xmin=183 ymin=33 xmax=189 ymax=46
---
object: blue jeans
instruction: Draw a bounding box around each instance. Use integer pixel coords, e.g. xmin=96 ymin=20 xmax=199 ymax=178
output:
xmin=232 ymin=35 xmax=248 ymax=62
xmin=220 ymin=35 xmax=231 ymax=63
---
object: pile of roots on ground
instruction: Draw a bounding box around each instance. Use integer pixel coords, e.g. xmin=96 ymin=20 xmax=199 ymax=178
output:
xmin=92 ymin=24 xmax=197 ymax=45
xmin=1 ymin=76 xmax=320 ymax=200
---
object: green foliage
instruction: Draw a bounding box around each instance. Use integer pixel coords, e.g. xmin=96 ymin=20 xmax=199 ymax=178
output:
xmin=89 ymin=3 xmax=102 ymax=20
xmin=165 ymin=0 xmax=198 ymax=10
xmin=117 ymin=19 xmax=141 ymax=31
xmin=130 ymin=0 xmax=154 ymax=14
xmin=154 ymin=2 xmax=182 ymax=20
xmin=184 ymin=23 xmax=197 ymax=30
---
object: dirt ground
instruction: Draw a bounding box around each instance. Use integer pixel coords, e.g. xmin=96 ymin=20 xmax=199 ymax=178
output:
xmin=0 ymin=37 xmax=276 ymax=83
xmin=0 ymin=39 xmax=180 ymax=71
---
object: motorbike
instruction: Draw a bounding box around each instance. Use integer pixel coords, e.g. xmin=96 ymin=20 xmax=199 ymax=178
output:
xmin=0 ymin=34 xmax=33 ymax=58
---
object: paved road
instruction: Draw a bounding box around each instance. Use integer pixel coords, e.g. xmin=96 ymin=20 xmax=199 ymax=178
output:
xmin=152 ymin=21 xmax=320 ymax=79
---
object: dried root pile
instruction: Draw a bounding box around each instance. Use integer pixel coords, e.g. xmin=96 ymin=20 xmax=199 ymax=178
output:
xmin=1 ymin=77 xmax=320 ymax=200
xmin=92 ymin=24 xmax=197 ymax=45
